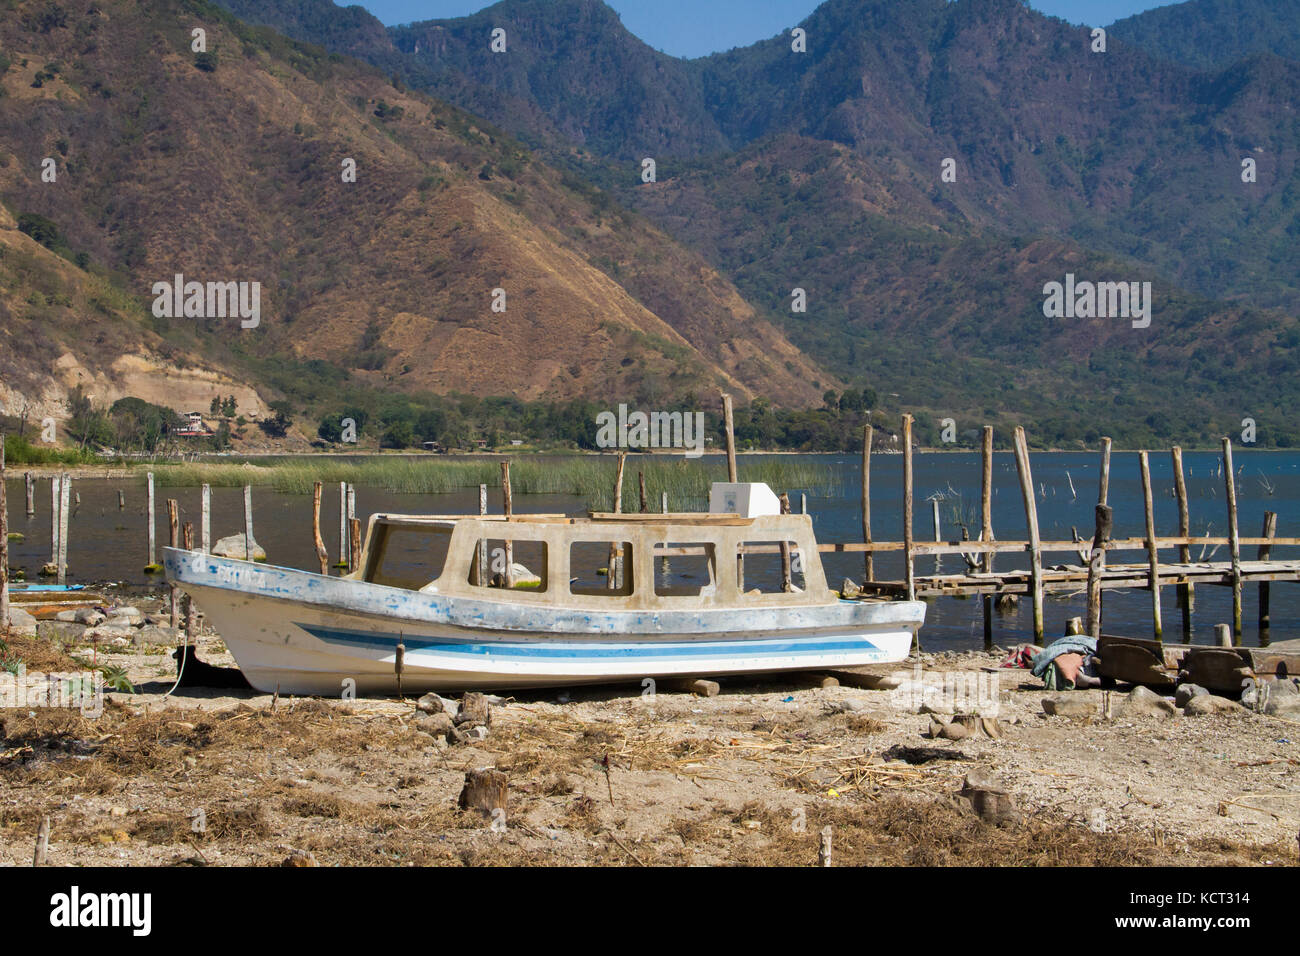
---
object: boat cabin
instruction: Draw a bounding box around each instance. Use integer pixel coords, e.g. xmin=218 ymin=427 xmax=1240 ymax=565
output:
xmin=352 ymin=511 xmax=833 ymax=610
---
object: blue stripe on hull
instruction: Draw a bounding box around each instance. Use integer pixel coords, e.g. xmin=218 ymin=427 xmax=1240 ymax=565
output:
xmin=298 ymin=623 xmax=883 ymax=660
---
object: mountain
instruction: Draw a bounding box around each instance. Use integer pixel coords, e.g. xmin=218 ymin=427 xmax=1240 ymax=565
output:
xmin=201 ymin=0 xmax=1300 ymax=446
xmin=0 ymin=0 xmax=830 ymax=431
xmin=1109 ymin=0 xmax=1300 ymax=70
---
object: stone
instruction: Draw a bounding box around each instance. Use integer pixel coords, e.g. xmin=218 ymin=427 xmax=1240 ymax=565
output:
xmin=820 ymin=676 xmax=840 ymax=688
xmin=840 ymin=578 xmax=862 ymax=599
xmin=6 ymin=606 xmax=38 ymax=634
xmin=36 ymin=620 xmax=86 ymax=641
xmin=416 ymin=692 xmax=450 ymax=715
xmin=466 ymin=726 xmax=489 ymax=740
xmin=281 ymin=849 xmax=317 ymax=867
xmin=1175 ymin=683 xmax=1208 ymax=708
xmin=939 ymin=720 xmax=971 ymax=741
xmin=1042 ymin=695 xmax=1097 ymax=718
xmin=415 ymin=713 xmax=455 ymax=738
xmin=133 ymin=625 xmax=182 ymax=647
xmin=212 ymin=533 xmax=266 ymax=562
xmin=1264 ymin=695 xmax=1300 ymax=719
xmin=1118 ymin=686 xmax=1177 ymax=719
xmin=85 ymin=625 xmax=137 ymax=644
xmin=107 ymin=607 xmax=144 ymax=626
xmin=54 ymin=610 xmax=79 ymax=622
xmin=74 ymin=608 xmax=107 ymax=626
xmin=445 ymin=725 xmax=468 ymax=746
xmin=1184 ymin=695 xmax=1245 ymax=716
xmin=455 ymin=692 xmax=492 ymax=727
xmin=979 ymin=717 xmax=1004 ymax=740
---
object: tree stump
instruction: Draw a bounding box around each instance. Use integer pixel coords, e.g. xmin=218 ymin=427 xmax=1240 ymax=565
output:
xmin=455 ymin=692 xmax=492 ymax=727
xmin=458 ymin=768 xmax=507 ymax=818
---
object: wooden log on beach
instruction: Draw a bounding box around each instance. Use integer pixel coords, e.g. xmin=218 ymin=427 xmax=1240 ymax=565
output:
xmin=1258 ymin=511 xmax=1277 ymax=643
xmin=862 ymin=423 xmax=873 ymax=583
xmin=168 ymin=499 xmax=180 ymax=628
xmin=902 ymin=414 xmax=915 ymax=603
xmin=1222 ymin=438 xmax=1242 ymax=644
xmin=1171 ymin=447 xmax=1193 ymax=634
xmin=1086 ymin=505 xmax=1113 ymax=639
xmin=312 ymin=481 xmax=329 ymax=575
xmin=981 ymin=426 xmax=995 ymax=648
xmin=1139 ymin=451 xmax=1162 ymax=642
xmin=1012 ymin=427 xmax=1044 ymax=645
xmin=458 ymin=768 xmax=508 ymax=819
xmin=721 ymin=392 xmax=738 ymax=483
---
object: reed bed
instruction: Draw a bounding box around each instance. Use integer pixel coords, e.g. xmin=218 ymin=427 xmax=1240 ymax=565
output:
xmin=147 ymin=456 xmax=838 ymax=510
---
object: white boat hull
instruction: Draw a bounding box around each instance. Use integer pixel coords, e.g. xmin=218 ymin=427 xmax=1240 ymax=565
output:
xmin=165 ymin=550 xmax=925 ymax=695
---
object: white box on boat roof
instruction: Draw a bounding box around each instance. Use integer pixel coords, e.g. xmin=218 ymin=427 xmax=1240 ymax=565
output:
xmin=709 ymin=482 xmax=783 ymax=518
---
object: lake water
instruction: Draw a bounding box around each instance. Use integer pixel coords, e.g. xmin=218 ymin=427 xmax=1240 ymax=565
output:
xmin=5 ymin=451 xmax=1297 ymax=649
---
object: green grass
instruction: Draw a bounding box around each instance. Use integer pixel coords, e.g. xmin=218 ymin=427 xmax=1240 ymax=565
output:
xmin=148 ymin=456 xmax=837 ymax=511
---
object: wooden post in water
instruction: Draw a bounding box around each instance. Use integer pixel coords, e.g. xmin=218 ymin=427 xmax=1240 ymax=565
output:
xmin=721 ymin=392 xmax=738 ymax=483
xmin=861 ymin=424 xmax=873 ymax=584
xmin=0 ymin=435 xmax=8 ymax=636
xmin=902 ymin=414 xmax=915 ymax=603
xmin=609 ymin=452 xmax=626 ymax=590
xmin=1222 ymin=438 xmax=1242 ymax=644
xmin=1258 ymin=511 xmax=1277 ymax=643
xmin=501 ymin=462 xmax=514 ymax=589
xmin=348 ymin=518 xmax=362 ymax=575
xmin=337 ymin=481 xmax=348 ymax=569
xmin=638 ymin=472 xmax=648 ymax=514
xmin=145 ymin=472 xmax=157 ymax=572
xmin=42 ymin=476 xmax=58 ymax=576
xmin=1086 ymin=504 xmax=1112 ymax=639
xmin=779 ymin=493 xmax=793 ymax=592
xmin=117 ymin=488 xmax=124 ymax=511
xmin=167 ymin=499 xmax=179 ymax=628
xmin=1171 ymin=446 xmax=1193 ymax=635
xmin=1138 ymin=451 xmax=1162 ymax=642
xmin=243 ymin=485 xmax=255 ymax=562
xmin=1094 ymin=437 xmax=1112 ymax=630
xmin=1012 ymin=427 xmax=1044 ymax=645
xmin=980 ymin=426 xmax=995 ymax=648
xmin=182 ymin=523 xmax=197 ymax=643
xmin=312 ymin=481 xmax=329 ymax=575
xmin=201 ymin=484 xmax=211 ymax=554
xmin=57 ymin=475 xmax=70 ymax=586
xmin=25 ymin=471 xmax=35 ymax=517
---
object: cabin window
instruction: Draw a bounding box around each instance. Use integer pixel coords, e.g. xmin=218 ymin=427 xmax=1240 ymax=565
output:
xmin=365 ymin=526 xmax=452 ymax=590
xmin=570 ymin=541 xmax=634 ymax=596
xmin=737 ymin=541 xmax=806 ymax=594
xmin=653 ymin=542 xmax=716 ymax=597
xmin=467 ymin=538 xmax=548 ymax=592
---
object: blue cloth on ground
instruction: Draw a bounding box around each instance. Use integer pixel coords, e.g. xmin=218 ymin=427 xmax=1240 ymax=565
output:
xmin=1031 ymin=636 xmax=1098 ymax=680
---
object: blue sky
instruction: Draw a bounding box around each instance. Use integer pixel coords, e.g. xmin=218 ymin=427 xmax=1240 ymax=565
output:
xmin=356 ymin=1 xmax=1176 ymax=58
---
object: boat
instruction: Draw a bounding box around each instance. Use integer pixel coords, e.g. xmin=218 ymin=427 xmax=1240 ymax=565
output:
xmin=164 ymin=483 xmax=925 ymax=695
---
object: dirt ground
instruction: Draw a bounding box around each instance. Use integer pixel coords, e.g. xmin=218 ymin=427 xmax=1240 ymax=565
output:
xmin=1 ymin=618 xmax=1297 ymax=867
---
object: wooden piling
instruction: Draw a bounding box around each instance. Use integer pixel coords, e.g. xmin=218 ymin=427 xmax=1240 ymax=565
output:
xmin=1012 ymin=427 xmax=1044 ymax=645
xmin=981 ymin=426 xmax=995 ymax=648
xmin=1258 ymin=511 xmax=1277 ymax=643
xmin=474 ymin=483 xmax=488 ymax=587
xmin=183 ymin=523 xmax=197 ymax=643
xmin=243 ymin=485 xmax=255 ymax=562
xmin=1222 ymin=438 xmax=1242 ymax=644
xmin=1086 ymin=504 xmax=1112 ymax=639
xmin=167 ymin=499 xmax=179 ymax=628
xmin=661 ymin=491 xmax=668 ymax=514
xmin=117 ymin=488 xmax=124 ymax=511
xmin=721 ymin=392 xmax=738 ymax=483
xmin=348 ymin=518 xmax=362 ymax=575
xmin=57 ymin=475 xmax=70 ymax=586
xmin=638 ymin=472 xmax=648 ymax=514
xmin=1098 ymin=437 xmax=1112 ymax=506
xmin=609 ymin=452 xmax=626 ymax=589
xmin=1138 ymin=451 xmax=1162 ymax=641
xmin=25 ymin=471 xmax=34 ymax=517
xmin=145 ymin=472 xmax=158 ymax=572
xmin=902 ymin=414 xmax=915 ymax=603
xmin=0 ymin=435 xmax=8 ymax=636
xmin=779 ymin=493 xmax=793 ymax=592
xmin=861 ymin=424 xmax=873 ymax=583
xmin=201 ymin=484 xmax=211 ymax=554
xmin=1171 ymin=446 xmax=1193 ymax=634
xmin=501 ymin=462 xmax=514 ymax=589
xmin=312 ymin=481 xmax=329 ymax=575
xmin=337 ymin=481 xmax=348 ymax=569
